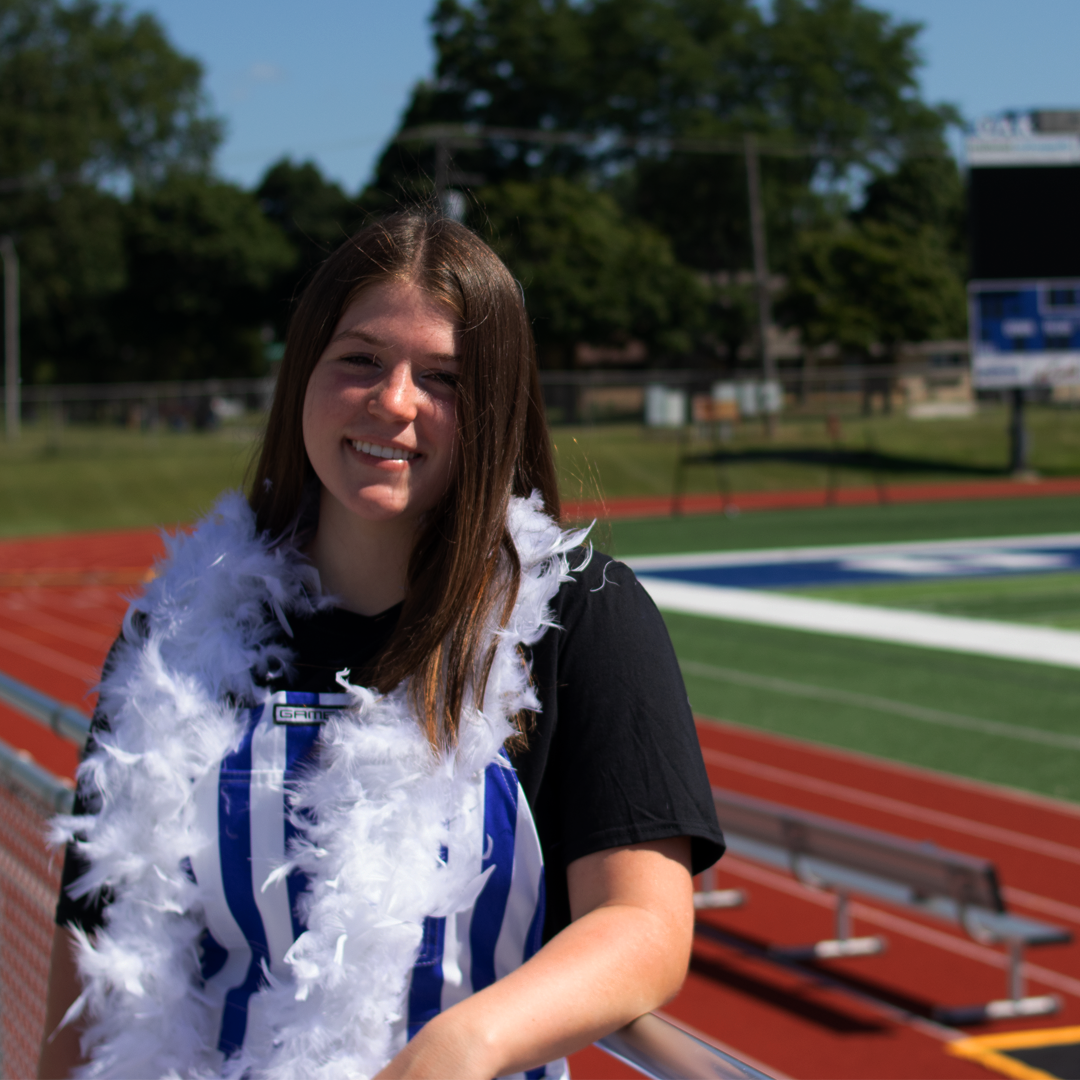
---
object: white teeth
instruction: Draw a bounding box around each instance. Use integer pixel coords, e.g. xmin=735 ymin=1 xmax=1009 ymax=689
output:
xmin=351 ymin=440 xmax=418 ymax=461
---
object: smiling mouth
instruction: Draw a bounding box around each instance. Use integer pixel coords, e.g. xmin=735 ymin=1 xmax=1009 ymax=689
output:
xmin=351 ymin=440 xmax=420 ymax=461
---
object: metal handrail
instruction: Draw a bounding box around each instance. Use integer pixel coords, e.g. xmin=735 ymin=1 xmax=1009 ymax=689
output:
xmin=0 ymin=673 xmax=775 ymax=1078
xmin=0 ymin=669 xmax=91 ymax=744
xmin=598 ymin=1012 xmax=775 ymax=1079
xmin=0 ymin=736 xmax=74 ymax=813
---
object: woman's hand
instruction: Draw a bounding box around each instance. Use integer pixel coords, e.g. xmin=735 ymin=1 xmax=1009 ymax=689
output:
xmin=374 ymin=836 xmax=695 ymax=1079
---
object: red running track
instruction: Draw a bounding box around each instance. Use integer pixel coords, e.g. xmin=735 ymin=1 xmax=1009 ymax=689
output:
xmin=0 ymin=527 xmax=164 ymax=779
xmin=562 ymin=475 xmax=1080 ymax=521
xmin=3 ymin=529 xmax=1080 ymax=1077
xmin=665 ymin=720 xmax=1080 ymax=1079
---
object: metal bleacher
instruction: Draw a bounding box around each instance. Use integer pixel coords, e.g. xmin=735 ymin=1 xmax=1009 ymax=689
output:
xmin=700 ymin=787 xmax=1072 ymax=1026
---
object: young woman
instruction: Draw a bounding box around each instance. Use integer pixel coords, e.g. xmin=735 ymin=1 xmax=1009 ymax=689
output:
xmin=39 ymin=214 xmax=724 ymax=1079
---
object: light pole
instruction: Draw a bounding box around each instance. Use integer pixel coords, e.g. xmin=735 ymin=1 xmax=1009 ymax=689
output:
xmin=1 ymin=235 xmax=18 ymax=441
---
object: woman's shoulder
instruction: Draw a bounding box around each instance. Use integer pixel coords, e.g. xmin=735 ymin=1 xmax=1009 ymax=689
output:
xmin=555 ymin=546 xmax=647 ymax=601
xmin=545 ymin=547 xmax=664 ymax=650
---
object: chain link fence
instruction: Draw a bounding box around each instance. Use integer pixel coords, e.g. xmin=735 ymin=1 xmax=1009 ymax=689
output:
xmin=0 ymin=776 xmax=62 ymax=1079
xmin=0 ymin=354 xmax=987 ymax=433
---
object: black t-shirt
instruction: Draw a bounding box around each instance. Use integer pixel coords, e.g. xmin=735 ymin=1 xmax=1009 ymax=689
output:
xmin=57 ymin=551 xmax=724 ymax=943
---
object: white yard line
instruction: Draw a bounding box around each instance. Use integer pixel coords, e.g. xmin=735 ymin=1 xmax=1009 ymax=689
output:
xmin=642 ymin=579 xmax=1080 ymax=669
xmin=625 ymin=531 xmax=1080 ymax=571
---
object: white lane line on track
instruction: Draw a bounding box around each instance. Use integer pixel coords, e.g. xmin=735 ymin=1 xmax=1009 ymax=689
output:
xmin=0 ymin=626 xmax=100 ymax=684
xmin=699 ymin=715 xmax=1080 ymax=818
xmin=643 ymin=578 xmax=1080 ymax=669
xmin=626 ymin=532 xmax=1080 ymax=571
xmin=701 ymin=747 xmax=1080 ymax=865
xmin=683 ymin=660 xmax=1080 ymax=751
xmin=0 ymin=607 xmax=115 ymax=651
xmin=1001 ymin=886 xmax=1080 ymax=927
xmin=719 ymin=856 xmax=1080 ymax=999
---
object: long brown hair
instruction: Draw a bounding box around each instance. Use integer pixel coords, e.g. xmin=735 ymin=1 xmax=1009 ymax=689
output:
xmin=249 ymin=213 xmax=560 ymax=748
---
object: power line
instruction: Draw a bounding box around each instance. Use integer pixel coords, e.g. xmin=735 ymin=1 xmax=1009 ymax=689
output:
xmin=396 ymin=123 xmax=946 ymax=160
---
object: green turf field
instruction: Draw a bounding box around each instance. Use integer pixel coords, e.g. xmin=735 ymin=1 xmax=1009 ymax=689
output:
xmin=788 ymin=571 xmax=1080 ymax=630
xmin=603 ymin=496 xmax=1080 ymax=558
xmin=666 ymin=611 xmax=1080 ymax=802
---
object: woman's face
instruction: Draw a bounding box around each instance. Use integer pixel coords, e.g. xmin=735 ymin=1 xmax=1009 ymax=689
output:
xmin=302 ymin=279 xmax=461 ymax=529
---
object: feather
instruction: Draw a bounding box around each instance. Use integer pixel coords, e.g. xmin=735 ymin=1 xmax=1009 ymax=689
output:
xmin=56 ymin=489 xmax=584 ymax=1079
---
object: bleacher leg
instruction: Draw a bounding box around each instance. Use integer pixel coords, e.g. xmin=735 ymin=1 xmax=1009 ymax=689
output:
xmin=770 ymin=891 xmax=886 ymax=961
xmin=933 ymin=938 xmax=1062 ymax=1025
xmin=692 ymin=865 xmax=747 ymax=911
xmin=1008 ymin=937 xmax=1023 ymax=1003
xmin=835 ymin=890 xmax=851 ymax=941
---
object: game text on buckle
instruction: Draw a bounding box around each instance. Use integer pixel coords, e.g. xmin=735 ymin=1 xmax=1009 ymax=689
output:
xmin=273 ymin=705 xmax=345 ymax=725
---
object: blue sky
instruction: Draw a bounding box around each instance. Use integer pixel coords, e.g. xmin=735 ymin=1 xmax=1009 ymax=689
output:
xmin=132 ymin=0 xmax=1080 ymax=193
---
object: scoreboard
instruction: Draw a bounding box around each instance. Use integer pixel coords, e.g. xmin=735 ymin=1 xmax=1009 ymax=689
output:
xmin=969 ymin=279 xmax=1080 ymax=388
xmin=967 ymin=113 xmax=1080 ymax=388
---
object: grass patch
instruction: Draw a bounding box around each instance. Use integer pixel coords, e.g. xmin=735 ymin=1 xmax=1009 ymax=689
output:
xmin=0 ymin=424 xmax=258 ymax=537
xmin=787 ymin=571 xmax=1080 ymax=630
xmin=554 ymin=404 xmax=1080 ymax=504
xmin=2 ymin=404 xmax=1079 ymax=540
xmin=664 ymin=610 xmax=1080 ymax=802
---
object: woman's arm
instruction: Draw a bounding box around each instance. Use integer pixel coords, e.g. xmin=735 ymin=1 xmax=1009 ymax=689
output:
xmin=37 ymin=926 xmax=86 ymax=1079
xmin=376 ymin=835 xmax=694 ymax=1079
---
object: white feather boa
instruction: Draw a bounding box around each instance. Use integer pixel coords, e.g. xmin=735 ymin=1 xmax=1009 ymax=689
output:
xmin=55 ymin=490 xmax=588 ymax=1079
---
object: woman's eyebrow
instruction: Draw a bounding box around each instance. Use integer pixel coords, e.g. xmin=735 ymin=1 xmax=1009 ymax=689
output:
xmin=330 ymin=328 xmax=459 ymax=364
xmin=330 ymin=328 xmax=385 ymax=347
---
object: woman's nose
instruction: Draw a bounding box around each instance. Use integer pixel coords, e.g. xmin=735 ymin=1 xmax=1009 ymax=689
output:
xmin=369 ymin=362 xmax=418 ymax=421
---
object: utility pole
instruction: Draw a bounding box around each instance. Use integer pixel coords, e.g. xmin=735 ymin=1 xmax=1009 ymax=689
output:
xmin=434 ymin=138 xmax=449 ymax=205
xmin=1 ymin=236 xmax=18 ymax=441
xmin=744 ymin=134 xmax=776 ymax=436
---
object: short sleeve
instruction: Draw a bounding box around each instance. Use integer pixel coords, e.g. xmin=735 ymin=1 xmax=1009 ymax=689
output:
xmin=55 ymin=632 xmax=129 ymax=934
xmin=513 ymin=551 xmax=724 ymax=940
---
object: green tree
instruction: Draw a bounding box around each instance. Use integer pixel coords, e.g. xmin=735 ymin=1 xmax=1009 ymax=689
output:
xmin=855 ymin=152 xmax=966 ymax=274
xmin=0 ymin=0 xmax=224 ymax=383
xmin=110 ymin=175 xmax=294 ymax=382
xmin=367 ymin=0 xmax=960 ymax=366
xmin=477 ymin=177 xmax=706 ymax=364
xmin=0 ymin=0 xmax=219 ymax=185
xmin=781 ymin=218 xmax=966 ymax=360
xmin=373 ymin=0 xmax=954 ymax=271
xmin=15 ymin=183 xmax=126 ymax=383
xmin=255 ymin=158 xmax=365 ymax=335
xmin=777 ymin=147 xmax=967 ymax=363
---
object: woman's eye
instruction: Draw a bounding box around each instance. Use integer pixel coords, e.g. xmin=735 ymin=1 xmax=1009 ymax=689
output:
xmin=427 ymin=371 xmax=459 ymax=390
xmin=339 ymin=352 xmax=378 ymax=367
